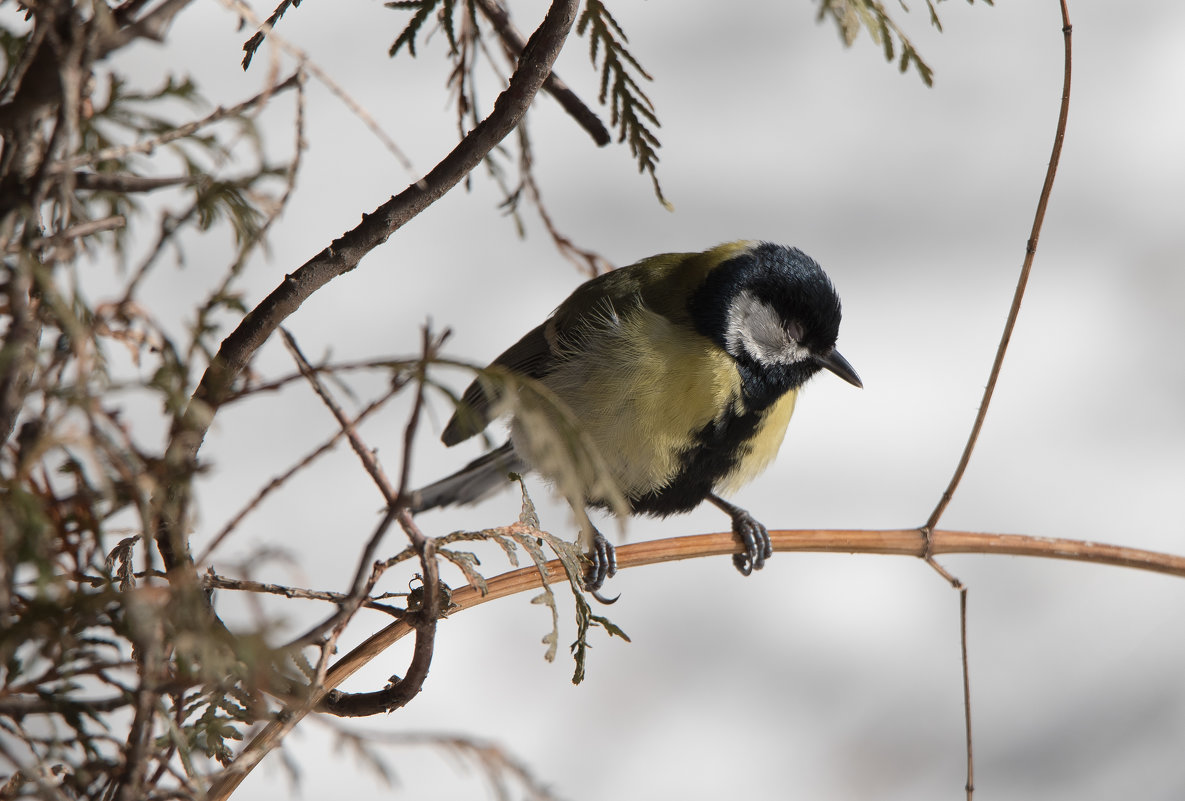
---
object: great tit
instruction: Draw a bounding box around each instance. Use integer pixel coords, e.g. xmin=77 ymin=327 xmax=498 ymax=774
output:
xmin=412 ymin=240 xmax=861 ymax=592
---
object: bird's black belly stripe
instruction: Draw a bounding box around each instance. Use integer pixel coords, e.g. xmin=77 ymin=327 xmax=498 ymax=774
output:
xmin=621 ymin=407 xmax=763 ymax=517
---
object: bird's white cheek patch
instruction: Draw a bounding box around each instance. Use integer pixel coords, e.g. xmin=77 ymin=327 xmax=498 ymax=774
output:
xmin=725 ymin=290 xmax=808 ymax=366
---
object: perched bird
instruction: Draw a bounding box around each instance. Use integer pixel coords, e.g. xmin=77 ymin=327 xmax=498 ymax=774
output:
xmin=412 ymin=241 xmax=861 ymax=592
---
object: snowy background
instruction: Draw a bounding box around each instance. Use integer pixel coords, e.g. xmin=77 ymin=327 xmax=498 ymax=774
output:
xmin=73 ymin=1 xmax=1185 ymax=799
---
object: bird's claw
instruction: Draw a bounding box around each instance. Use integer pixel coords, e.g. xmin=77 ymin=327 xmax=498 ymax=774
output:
xmin=730 ymin=509 xmax=771 ymax=576
xmin=583 ymin=530 xmax=617 ymax=595
xmin=591 ymin=588 xmax=620 ymax=605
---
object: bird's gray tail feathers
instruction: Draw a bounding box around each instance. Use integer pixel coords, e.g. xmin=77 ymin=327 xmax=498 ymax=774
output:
xmin=410 ymin=442 xmax=528 ymax=513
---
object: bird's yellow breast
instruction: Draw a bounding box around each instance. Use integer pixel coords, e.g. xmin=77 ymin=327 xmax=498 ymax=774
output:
xmin=533 ymin=304 xmax=796 ymax=501
xmin=716 ymin=389 xmax=797 ymax=495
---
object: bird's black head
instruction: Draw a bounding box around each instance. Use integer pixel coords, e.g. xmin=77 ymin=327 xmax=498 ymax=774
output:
xmin=688 ymin=242 xmax=861 ymax=408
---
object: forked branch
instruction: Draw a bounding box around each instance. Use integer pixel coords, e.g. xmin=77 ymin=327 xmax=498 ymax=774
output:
xmin=921 ymin=7 xmax=1073 ymax=794
xmin=925 ymin=0 xmax=1074 ymax=534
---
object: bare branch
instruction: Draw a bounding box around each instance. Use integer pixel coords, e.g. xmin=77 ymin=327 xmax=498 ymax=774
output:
xmin=281 ymin=328 xmax=399 ymax=503
xmin=181 ymin=70 xmax=307 ymax=363
xmin=396 ymin=326 xmax=444 ymax=505
xmin=926 ymin=13 xmax=1073 ymax=796
xmin=475 ymin=0 xmax=610 ymax=146
xmin=924 ymin=0 xmax=1074 ymax=533
xmin=201 ymin=571 xmax=407 ymax=618
xmin=275 ymin=328 xmax=439 ymax=651
xmin=960 ymin=587 xmax=974 ymax=801
xmin=221 ymin=356 xmax=413 ymax=403
xmin=198 ymin=382 xmax=403 ymax=563
xmin=208 ymin=325 xmax=461 ymax=797
xmin=7 ymin=214 xmax=127 ymax=253
xmin=318 ymin=511 xmax=442 ymax=717
xmin=71 ymin=172 xmax=194 ymax=193
xmin=0 ymin=693 xmax=131 ymax=718
xmin=515 ymin=126 xmax=614 ymax=277
xmin=204 ymin=330 xmax=447 ymax=798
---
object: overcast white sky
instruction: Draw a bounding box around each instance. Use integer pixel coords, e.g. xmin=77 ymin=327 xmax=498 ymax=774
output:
xmin=64 ymin=1 xmax=1185 ymax=798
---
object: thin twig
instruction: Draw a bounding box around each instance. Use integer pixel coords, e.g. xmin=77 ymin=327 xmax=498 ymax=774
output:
xmin=0 ymin=694 xmax=131 ymax=718
xmin=221 ymin=356 xmax=413 ymax=403
xmin=8 ymin=214 xmax=127 ymax=253
xmin=960 ymin=587 xmax=974 ymax=801
xmin=925 ymin=9 xmax=1072 ymax=795
xmin=326 ymin=507 xmax=402 ymax=641
xmin=516 ymin=125 xmax=614 ymax=277
xmin=71 ymin=172 xmax=194 ymax=193
xmin=204 ymin=573 xmax=350 ymax=604
xmin=218 ymin=0 xmax=415 ymax=173
xmin=117 ymin=206 xmax=197 ymax=307
xmin=275 ymin=327 xmax=439 ymax=650
xmin=314 ymin=728 xmax=564 ymax=801
xmin=396 ymin=326 xmax=447 ymax=505
xmin=211 ymin=332 xmax=450 ymax=795
xmin=182 ymin=70 xmax=307 ymax=365
xmin=320 ymin=510 xmax=440 ymax=717
xmin=208 ymin=355 xmax=449 ymax=798
xmin=55 ymin=71 xmax=302 ymax=171
xmin=924 ymin=0 xmax=1074 ymax=534
xmin=197 ymin=382 xmax=401 ymax=563
xmin=204 ymin=505 xmax=403 ymax=800
xmin=200 ymin=572 xmax=407 ymax=618
xmin=280 ymin=328 xmax=399 ymax=502
xmin=474 ymin=0 xmax=610 ymax=146
xmin=280 ymin=506 xmax=406 ymax=650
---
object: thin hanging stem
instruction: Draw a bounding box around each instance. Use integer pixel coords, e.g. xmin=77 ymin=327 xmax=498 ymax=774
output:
xmin=924 ymin=0 xmax=1074 ymax=534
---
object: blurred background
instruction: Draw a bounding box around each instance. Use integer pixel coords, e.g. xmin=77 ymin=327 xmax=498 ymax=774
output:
xmin=77 ymin=0 xmax=1185 ymax=798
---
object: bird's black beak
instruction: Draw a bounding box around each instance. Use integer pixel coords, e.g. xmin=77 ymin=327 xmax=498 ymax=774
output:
xmin=814 ymin=349 xmax=862 ymax=388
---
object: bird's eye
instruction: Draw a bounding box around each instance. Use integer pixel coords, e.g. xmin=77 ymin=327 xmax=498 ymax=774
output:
xmin=785 ymin=320 xmax=806 ymax=343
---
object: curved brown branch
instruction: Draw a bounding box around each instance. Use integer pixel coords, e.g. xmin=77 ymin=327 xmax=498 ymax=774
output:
xmin=217 ymin=528 xmax=1185 ymax=783
xmin=342 ymin=528 xmax=1185 ymax=663
xmin=325 ymin=528 xmax=1185 ymax=691
xmin=158 ymin=0 xmax=581 ymax=575
xmin=319 ymin=515 xmax=442 ymax=718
